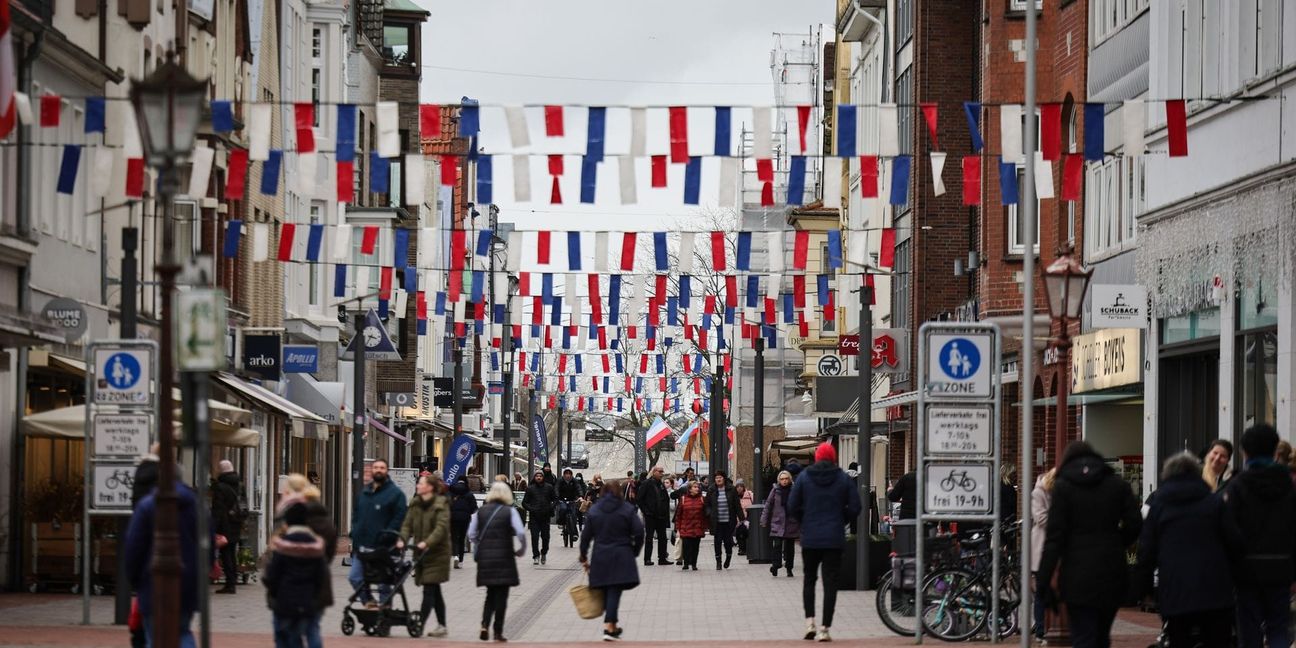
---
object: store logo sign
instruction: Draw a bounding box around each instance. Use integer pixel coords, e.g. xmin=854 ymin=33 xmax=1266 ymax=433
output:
xmin=1090 ymin=285 xmax=1147 ymax=329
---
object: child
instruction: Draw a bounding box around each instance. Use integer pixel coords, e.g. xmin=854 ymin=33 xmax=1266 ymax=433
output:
xmin=263 ymin=500 xmax=329 ymax=647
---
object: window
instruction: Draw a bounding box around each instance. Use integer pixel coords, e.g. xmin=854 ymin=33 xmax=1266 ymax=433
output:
xmin=1010 ymin=0 xmax=1043 ymax=11
xmin=174 ymin=199 xmax=201 ymax=264
xmin=311 ymin=27 xmax=322 ymax=59
xmin=1091 ymin=0 xmax=1149 ymax=45
xmin=893 ymin=240 xmax=911 ymax=333
xmin=1007 ymin=167 xmax=1041 ymax=255
xmin=1083 ymin=156 xmax=1143 ymax=260
xmin=1066 ymin=109 xmax=1077 ymax=245
xmin=895 ymin=0 xmax=914 ymax=47
xmin=381 ymin=23 xmax=415 ymax=67
xmin=308 ymin=204 xmax=323 ymax=306
xmin=895 ymin=68 xmax=913 ymax=157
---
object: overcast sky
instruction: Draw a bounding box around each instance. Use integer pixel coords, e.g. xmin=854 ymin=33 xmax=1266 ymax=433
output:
xmin=419 ymin=1 xmax=833 ymax=233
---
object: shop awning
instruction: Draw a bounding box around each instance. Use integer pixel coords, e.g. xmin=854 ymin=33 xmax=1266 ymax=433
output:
xmin=1027 ymin=392 xmax=1143 ymax=407
xmin=285 ymin=373 xmax=344 ymax=426
xmin=771 ymin=437 xmax=821 ymax=454
xmin=21 ymin=404 xmax=261 ymax=448
xmin=214 ymin=373 xmax=329 ymax=440
xmin=48 ymin=353 xmax=88 ymax=375
xmin=369 ymin=416 xmax=411 ymax=444
xmin=461 ymin=432 xmax=503 ymax=452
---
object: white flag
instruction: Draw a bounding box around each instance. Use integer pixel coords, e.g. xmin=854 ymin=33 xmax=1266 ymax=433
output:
xmin=332 ymin=225 xmax=352 ymax=261
xmin=186 ymin=146 xmax=214 ymax=199
xmin=594 ymin=231 xmax=609 ymax=272
xmin=1000 ymin=104 xmax=1023 ymax=163
xmin=404 ymin=153 xmax=425 ymax=206
xmin=251 ymin=223 xmax=269 ymax=261
xmin=376 ymin=101 xmax=400 ymax=158
xmin=1035 ymin=154 xmax=1055 ymax=199
xmin=248 ymin=104 xmax=272 ymax=161
xmin=507 ymin=231 xmax=523 ymax=272
xmin=91 ymin=148 xmax=115 ymax=198
xmin=823 ymin=158 xmax=842 ymax=209
xmin=618 ymin=156 xmax=637 ymax=205
xmin=512 ymin=155 xmax=531 ymax=202
xmin=930 ymin=151 xmax=948 ymax=197
xmin=878 ymin=104 xmax=900 ymax=157
xmin=1122 ymin=100 xmax=1145 ymax=156
xmin=13 ymin=92 xmax=31 ymax=125
xmin=630 ymin=108 xmax=647 ymax=156
xmin=753 ymin=107 xmax=772 ymax=158
xmin=295 ymin=152 xmax=317 ymax=197
xmin=847 ymin=230 xmax=868 ymax=268
xmin=719 ymin=158 xmax=738 ymax=208
xmin=418 ymin=227 xmax=434 ymax=268
xmin=678 ymin=232 xmax=696 ymax=273
xmin=766 ymin=231 xmax=785 ymax=272
xmin=504 ymin=106 xmax=531 ymax=148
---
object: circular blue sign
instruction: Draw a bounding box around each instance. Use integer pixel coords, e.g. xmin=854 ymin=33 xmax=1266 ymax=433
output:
xmin=104 ymin=353 xmax=142 ymax=390
xmin=938 ymin=339 xmax=981 ymax=381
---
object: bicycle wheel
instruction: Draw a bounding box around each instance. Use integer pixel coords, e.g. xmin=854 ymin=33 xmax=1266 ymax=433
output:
xmin=990 ymin=572 xmax=1022 ymax=638
xmin=921 ymin=568 xmax=991 ymax=642
xmin=874 ymin=570 xmax=918 ymax=636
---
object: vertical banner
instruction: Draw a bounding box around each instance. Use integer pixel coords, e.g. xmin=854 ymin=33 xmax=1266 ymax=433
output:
xmin=532 ymin=414 xmax=549 ymax=464
xmin=444 ymin=435 xmax=477 ymax=485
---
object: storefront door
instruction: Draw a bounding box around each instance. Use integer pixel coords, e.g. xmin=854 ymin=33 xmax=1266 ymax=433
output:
xmin=1158 ymin=349 xmax=1219 ymax=463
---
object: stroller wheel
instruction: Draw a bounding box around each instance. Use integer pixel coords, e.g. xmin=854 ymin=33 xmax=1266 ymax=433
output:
xmin=341 ymin=613 xmax=355 ymax=636
xmin=375 ymin=619 xmax=391 ymax=637
xmin=406 ymin=612 xmax=423 ymax=637
xmin=362 ymin=626 xmax=375 ymax=636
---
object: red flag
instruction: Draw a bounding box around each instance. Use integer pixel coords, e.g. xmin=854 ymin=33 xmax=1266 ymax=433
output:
xmin=724 ymin=275 xmax=738 ymax=308
xmin=1041 ymin=103 xmax=1063 ymax=161
xmin=793 ymin=230 xmax=809 ymax=270
xmin=588 ymin=274 xmax=603 ymax=323
xmin=793 ymin=275 xmax=806 ymax=309
xmin=378 ymin=266 xmax=393 ymax=300
xmin=537 ymin=230 xmax=551 ymax=264
xmin=797 ymin=105 xmax=812 ymax=152
xmin=760 ymin=182 xmax=774 ymax=206
xmin=864 ymin=273 xmax=877 ymax=305
xmin=225 ymin=149 xmax=249 ymax=199
xmin=450 ymin=229 xmax=466 ymax=271
xmin=419 ymin=104 xmax=441 ymax=137
xmin=416 ymin=291 xmax=428 ymax=320
xmin=547 ymin=154 xmax=564 ymax=176
xmin=517 ymin=272 xmax=530 ymax=296
xmin=361 ymin=225 xmax=380 ymax=254
xmin=962 ymin=155 xmax=982 ymax=206
xmin=544 ymin=105 xmax=564 ymax=137
xmin=880 ymin=228 xmax=897 ymax=268
xmin=550 ymin=176 xmax=562 ymax=204
xmin=531 ymin=297 xmax=543 ymax=325
xmin=764 ymin=297 xmax=775 ymax=324
xmin=277 ymin=223 xmax=296 ymax=261
xmin=336 ymin=161 xmax=354 ymax=203
xmin=620 ymin=232 xmax=637 ymax=271
xmin=440 ymin=155 xmax=458 ymax=186
xmin=125 ymin=157 xmax=145 ymax=198
xmin=650 ymin=155 xmax=667 ymax=188
xmin=860 ymin=155 xmax=879 ymax=198
xmin=448 ymin=269 xmax=462 ymax=303
xmin=920 ymin=103 xmax=939 ymax=148
xmin=710 ymin=231 xmax=726 ymax=271
xmin=669 ymin=106 xmax=688 ymax=163
xmin=756 ymin=158 xmax=774 ymax=182
xmin=294 ymin=103 xmax=315 ymax=153
xmin=39 ymin=94 xmax=59 ymax=127
xmin=1165 ymin=100 xmax=1188 ymax=157
xmin=1062 ymin=153 xmax=1084 ymax=202
xmin=798 ymin=310 xmax=809 ymax=337
xmin=0 ymin=0 xmax=14 ymax=140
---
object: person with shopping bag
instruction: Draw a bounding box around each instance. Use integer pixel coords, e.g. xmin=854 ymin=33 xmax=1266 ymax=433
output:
xmin=579 ymin=479 xmax=645 ymax=642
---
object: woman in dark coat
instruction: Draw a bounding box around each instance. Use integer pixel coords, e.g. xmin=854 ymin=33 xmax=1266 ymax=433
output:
xmin=1037 ymin=441 xmax=1142 ymax=648
xmin=449 ymin=479 xmax=478 ymax=569
xmin=760 ymin=469 xmax=801 ymax=577
xmin=1134 ymin=452 xmax=1242 ymax=648
xmin=672 ymin=481 xmax=709 ymax=571
xmin=579 ymin=479 xmax=645 ymax=641
xmin=469 ymin=482 xmax=527 ymax=642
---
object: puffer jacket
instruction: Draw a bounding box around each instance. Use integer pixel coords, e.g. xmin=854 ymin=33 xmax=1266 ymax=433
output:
xmin=1134 ymin=474 xmax=1241 ymax=616
xmin=263 ymin=526 xmax=328 ymax=617
xmin=760 ymin=484 xmax=800 ymax=539
xmin=449 ymin=481 xmax=478 ymax=526
xmin=1223 ymin=460 xmax=1296 ymax=587
xmin=787 ymin=461 xmax=861 ymax=549
xmin=673 ymin=493 xmax=709 ymax=539
xmin=400 ymin=493 xmax=451 ymax=585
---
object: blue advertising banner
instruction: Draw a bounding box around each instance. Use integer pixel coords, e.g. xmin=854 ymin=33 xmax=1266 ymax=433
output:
xmin=444 ymin=435 xmax=477 ymax=485
xmin=282 ymin=345 xmax=319 ymax=373
xmin=532 ymin=415 xmax=548 ymax=464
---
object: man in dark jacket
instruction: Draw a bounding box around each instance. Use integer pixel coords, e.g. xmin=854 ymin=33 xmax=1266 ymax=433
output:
xmin=705 ymin=470 xmax=745 ymax=570
xmin=886 ymin=471 xmax=917 ymax=520
xmin=557 ymin=468 xmax=582 ymax=548
xmin=522 ymin=470 xmax=558 ymax=564
xmin=211 ymin=460 xmax=244 ymax=593
xmin=348 ymin=459 xmax=407 ymax=607
xmin=541 ymin=462 xmax=558 ymax=487
xmin=787 ymin=442 xmax=860 ymax=643
xmin=1135 ymin=451 xmax=1242 ymax=648
xmin=637 ymin=466 xmax=671 ymax=566
xmin=1223 ymin=424 xmax=1296 ymax=648
xmin=125 ymin=480 xmax=211 ymax=648
xmin=1037 ymin=441 xmax=1142 ymax=648
xmin=131 ymin=443 xmax=162 ymax=509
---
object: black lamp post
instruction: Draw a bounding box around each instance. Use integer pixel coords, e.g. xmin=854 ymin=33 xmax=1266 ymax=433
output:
xmin=128 ymin=53 xmax=208 ymax=648
xmin=1040 ymin=254 xmax=1092 ymax=467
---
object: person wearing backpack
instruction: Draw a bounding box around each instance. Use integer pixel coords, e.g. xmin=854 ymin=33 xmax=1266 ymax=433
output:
xmin=212 ymin=460 xmax=246 ymax=594
xmin=263 ymin=500 xmax=329 ymax=648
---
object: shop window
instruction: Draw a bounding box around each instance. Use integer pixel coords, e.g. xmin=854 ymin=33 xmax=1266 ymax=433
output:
xmin=1237 ymin=329 xmax=1277 ymax=434
xmin=1159 ymin=307 xmax=1220 ymax=345
xmin=1237 ymin=278 xmax=1278 ymax=330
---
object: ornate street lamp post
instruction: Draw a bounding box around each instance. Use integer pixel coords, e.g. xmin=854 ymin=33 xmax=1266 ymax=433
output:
xmin=1040 ymin=254 xmax=1093 ymax=467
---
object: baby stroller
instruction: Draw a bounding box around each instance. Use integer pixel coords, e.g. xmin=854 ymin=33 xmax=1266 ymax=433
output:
xmin=340 ymin=531 xmax=426 ymax=638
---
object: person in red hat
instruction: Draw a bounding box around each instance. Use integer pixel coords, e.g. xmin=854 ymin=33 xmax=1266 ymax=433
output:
xmin=787 ymin=441 xmax=861 ymax=643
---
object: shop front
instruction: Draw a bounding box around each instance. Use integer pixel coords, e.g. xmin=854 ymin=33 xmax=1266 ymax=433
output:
xmin=1071 ymin=328 xmax=1145 ymax=496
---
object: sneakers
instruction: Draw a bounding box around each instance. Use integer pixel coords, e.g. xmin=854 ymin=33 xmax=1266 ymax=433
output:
xmin=532 ymin=558 xmax=540 ymax=565
xmin=454 ymin=558 xmax=462 ymax=569
xmin=602 ymin=632 xmax=620 ymax=642
xmin=540 ymin=554 xmax=547 ymax=565
xmin=815 ymin=628 xmax=832 ymax=642
xmin=427 ymin=625 xmax=447 ymax=637
xmin=803 ymin=621 xmax=817 ymax=640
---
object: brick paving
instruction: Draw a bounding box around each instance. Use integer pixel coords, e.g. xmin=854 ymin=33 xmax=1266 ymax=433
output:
xmin=0 ymin=539 xmax=1161 ymax=646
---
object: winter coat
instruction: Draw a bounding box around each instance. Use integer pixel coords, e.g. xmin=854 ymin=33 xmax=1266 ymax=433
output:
xmin=580 ymin=495 xmax=645 ymax=589
xmin=673 ymin=493 xmax=709 ymax=539
xmin=400 ymin=493 xmax=452 ymax=586
xmin=542 ymin=469 xmax=557 ymax=487
xmin=1134 ymin=475 xmax=1241 ymax=616
xmin=350 ymin=479 xmax=408 ymax=550
xmin=125 ymin=483 xmax=211 ymax=618
xmin=1222 ymin=460 xmax=1296 ymax=587
xmin=467 ymin=472 xmax=485 ymax=493
xmin=272 ymin=494 xmax=338 ymax=608
xmin=449 ymin=481 xmax=478 ymax=526
xmin=212 ymin=471 xmax=244 ymax=538
xmin=522 ymin=481 xmax=558 ymax=524
xmin=1037 ymin=450 xmax=1142 ymax=610
xmin=557 ymin=477 xmax=582 ymax=501
xmin=887 ymin=471 xmax=917 ymax=520
xmin=131 ymin=458 xmax=159 ymax=510
xmin=1029 ymin=476 xmax=1051 ymax=572
xmin=760 ymin=484 xmax=801 ymax=539
xmin=788 ymin=461 xmax=862 ymax=550
xmin=705 ymin=483 xmax=746 ymax=531
xmin=263 ymin=525 xmax=329 ymax=617
xmin=471 ymin=502 xmax=525 ymax=587
xmin=738 ymin=489 xmax=754 ymax=525
xmin=637 ymin=477 xmax=671 ymax=521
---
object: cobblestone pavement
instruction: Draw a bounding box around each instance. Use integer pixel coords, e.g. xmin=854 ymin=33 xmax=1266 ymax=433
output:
xmin=0 ymin=538 xmax=1161 ymax=646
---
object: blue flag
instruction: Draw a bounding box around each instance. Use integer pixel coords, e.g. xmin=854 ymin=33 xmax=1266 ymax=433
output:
xmin=260 ymin=150 xmax=283 ymax=196
xmin=999 ymin=158 xmax=1019 ymax=205
xmin=56 ymin=145 xmax=81 ymax=195
xmin=683 ymin=157 xmax=701 ymax=205
xmin=476 ymin=155 xmax=493 ymax=204
xmin=586 ymin=107 xmax=606 ymax=162
xmin=714 ymin=107 xmax=731 ymax=156
xmin=837 ymin=105 xmax=857 ymax=157
xmin=336 ymin=105 xmax=356 ymax=162
xmin=963 ymin=102 xmax=984 ymax=152
xmin=1084 ymin=103 xmax=1105 ymax=161
xmin=445 ymin=435 xmax=478 ymax=485
xmin=889 ymin=155 xmax=911 ymax=206
xmin=788 ymin=155 xmax=807 ymax=205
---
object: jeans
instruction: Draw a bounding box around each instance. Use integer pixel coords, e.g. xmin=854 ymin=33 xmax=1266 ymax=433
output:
xmin=681 ymin=537 xmax=702 ymax=568
xmin=451 ymin=520 xmax=469 ymax=561
xmin=603 ymin=586 xmax=624 ymax=624
xmin=1066 ymin=604 xmax=1118 ymax=648
xmin=305 ymin=614 xmax=322 ymax=648
xmin=218 ymin=541 xmax=239 ymax=588
xmin=1031 ymin=572 xmax=1046 ymax=638
xmin=272 ymin=614 xmax=312 ymax=648
xmin=1166 ymin=607 xmax=1232 ymax=648
xmin=771 ymin=537 xmax=796 ymax=571
xmin=802 ymin=547 xmax=842 ymax=627
xmin=347 ymin=549 xmax=390 ymax=603
xmin=713 ymin=518 xmax=736 ymax=561
xmin=529 ymin=519 xmax=550 ymax=558
xmin=1236 ymin=584 xmax=1292 ymax=648
xmin=421 ymin=583 xmax=446 ymax=627
xmin=644 ymin=518 xmax=668 ymax=563
xmin=482 ymin=585 xmax=511 ymax=634
xmin=143 ymin=612 xmax=196 ymax=648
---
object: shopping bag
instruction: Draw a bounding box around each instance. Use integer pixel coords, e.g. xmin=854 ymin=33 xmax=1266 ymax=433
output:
xmin=568 ymin=582 xmax=605 ymax=619
xmin=127 ymin=597 xmax=142 ymax=631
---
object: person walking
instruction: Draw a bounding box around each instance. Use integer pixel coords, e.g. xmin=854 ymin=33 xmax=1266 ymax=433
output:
xmin=211 ymin=459 xmax=245 ymax=594
xmin=636 ymin=466 xmax=671 ymax=566
xmin=263 ymin=500 xmax=330 ymax=648
xmin=450 ymin=479 xmax=478 ymax=570
xmin=734 ymin=479 xmax=753 ymax=556
xmin=1029 ymin=467 xmax=1056 ymax=644
xmin=587 ymin=474 xmax=604 ymax=501
xmin=1133 ymin=452 xmax=1241 ymax=648
xmin=521 ymin=470 xmax=557 ymax=565
xmin=348 ymin=459 xmax=408 ymax=608
xmin=706 ymin=471 xmax=744 ymax=569
xmin=1202 ymin=439 xmax=1234 ymax=493
xmin=761 ymin=470 xmax=800 ymax=578
xmin=557 ymin=468 xmax=582 ymax=547
xmin=470 ymin=482 xmax=527 ymax=642
xmin=673 ymin=481 xmax=709 ymax=571
xmin=787 ymin=442 xmax=861 ymax=643
xmin=277 ymin=474 xmax=338 ymax=648
xmin=541 ymin=462 xmax=558 ymax=487
xmin=886 ymin=470 xmax=917 ymax=521
xmin=510 ymin=472 xmax=527 ymax=493
xmin=398 ymin=474 xmax=452 ymax=637
xmin=579 ymin=479 xmax=645 ymax=642
xmin=125 ymin=479 xmax=210 ymax=648
xmin=1037 ymin=441 xmax=1142 ymax=648
xmin=1222 ymin=424 xmax=1296 ymax=648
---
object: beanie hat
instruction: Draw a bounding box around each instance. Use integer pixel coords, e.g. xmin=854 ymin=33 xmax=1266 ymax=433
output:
xmin=814 ymin=442 xmax=837 ymax=464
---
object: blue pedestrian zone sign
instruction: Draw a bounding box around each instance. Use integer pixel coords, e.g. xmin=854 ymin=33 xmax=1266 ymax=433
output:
xmin=93 ymin=346 xmax=154 ymax=406
xmin=925 ymin=332 xmax=992 ymax=399
xmin=939 ymin=339 xmax=980 ymax=380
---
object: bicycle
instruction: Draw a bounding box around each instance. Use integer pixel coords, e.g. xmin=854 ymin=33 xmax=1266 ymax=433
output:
xmin=106 ymin=469 xmax=134 ymax=490
xmin=939 ymin=470 xmax=978 ymax=493
xmin=558 ymin=500 xmax=579 ymax=547
xmin=921 ymin=523 xmax=1023 ymax=642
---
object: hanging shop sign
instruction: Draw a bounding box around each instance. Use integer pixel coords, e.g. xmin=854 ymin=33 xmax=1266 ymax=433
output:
xmin=282 ymin=345 xmax=320 ymax=373
xmin=241 ymin=333 xmax=282 ymax=381
xmin=41 ymin=297 xmax=87 ymax=342
xmin=1090 ymin=285 xmax=1147 ymax=329
xmin=1071 ymin=328 xmax=1142 ymax=393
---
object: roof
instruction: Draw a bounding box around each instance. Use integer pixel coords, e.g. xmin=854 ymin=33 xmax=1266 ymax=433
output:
xmin=384 ymin=0 xmax=430 ymax=16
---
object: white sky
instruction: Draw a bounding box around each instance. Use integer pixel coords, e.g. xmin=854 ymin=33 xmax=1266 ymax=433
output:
xmin=419 ymin=0 xmax=834 ymax=232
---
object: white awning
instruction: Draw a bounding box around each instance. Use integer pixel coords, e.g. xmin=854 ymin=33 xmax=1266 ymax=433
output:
xmin=214 ymin=373 xmax=329 ymax=440
xmin=22 ymin=404 xmax=261 ymax=448
xmin=285 ymin=373 xmax=344 ymax=426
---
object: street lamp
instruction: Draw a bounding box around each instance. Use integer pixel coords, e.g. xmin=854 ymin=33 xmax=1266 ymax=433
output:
xmin=129 ymin=52 xmax=208 ymax=648
xmin=1040 ymin=253 xmax=1092 ymax=467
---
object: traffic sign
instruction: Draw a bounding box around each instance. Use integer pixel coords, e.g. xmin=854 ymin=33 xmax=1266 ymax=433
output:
xmin=925 ymin=332 xmax=993 ymax=398
xmin=91 ymin=462 xmax=137 ymax=511
xmin=817 ymin=353 xmax=843 ymax=376
xmin=92 ymin=413 xmax=152 ymax=458
xmin=93 ymin=346 xmax=154 ymax=406
xmin=176 ymin=289 xmax=227 ymax=372
xmin=925 ymin=405 xmax=993 ymax=456
xmin=923 ymin=462 xmax=993 ymax=514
